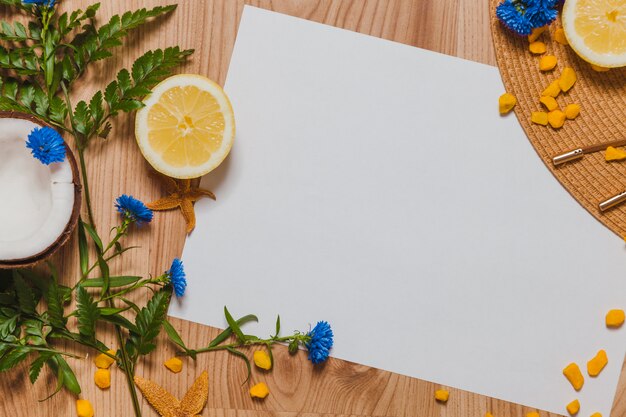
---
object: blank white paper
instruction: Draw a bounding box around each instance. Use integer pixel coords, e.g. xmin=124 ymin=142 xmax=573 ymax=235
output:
xmin=169 ymin=7 xmax=626 ymax=415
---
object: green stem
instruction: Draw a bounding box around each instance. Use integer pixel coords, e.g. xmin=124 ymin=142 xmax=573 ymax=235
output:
xmin=187 ymin=335 xmax=295 ymax=356
xmin=76 ymin=147 xmax=96 ymax=228
xmin=109 ymin=304 xmax=142 ymax=417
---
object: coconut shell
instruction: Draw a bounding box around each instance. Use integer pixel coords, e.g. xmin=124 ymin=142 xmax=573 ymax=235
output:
xmin=0 ymin=111 xmax=82 ymax=269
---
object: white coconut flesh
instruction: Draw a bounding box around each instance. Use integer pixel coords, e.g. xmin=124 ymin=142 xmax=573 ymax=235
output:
xmin=0 ymin=118 xmax=75 ymax=261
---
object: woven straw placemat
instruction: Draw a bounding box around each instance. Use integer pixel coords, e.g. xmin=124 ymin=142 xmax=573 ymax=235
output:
xmin=489 ymin=0 xmax=626 ymax=237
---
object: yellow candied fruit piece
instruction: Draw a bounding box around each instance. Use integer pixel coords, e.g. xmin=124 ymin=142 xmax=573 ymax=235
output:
xmin=558 ymin=67 xmax=577 ymax=92
xmin=591 ymin=64 xmax=610 ymax=72
xmin=565 ymin=104 xmax=580 ymax=120
xmin=528 ymin=26 xmax=547 ymax=42
xmin=529 ymin=41 xmax=547 ymax=54
xmin=94 ymin=368 xmax=110 ymax=390
xmin=542 ymin=80 xmax=561 ymax=98
xmin=587 ymin=349 xmax=608 ymax=377
xmin=253 ymin=350 xmax=272 ymax=370
xmin=531 ymin=111 xmax=549 ymax=126
xmin=486 ymin=413 xmax=495 ymax=417
xmin=590 ymin=413 xmax=602 ymax=417
xmin=434 ymin=389 xmax=449 ymax=403
xmin=94 ymin=350 xmax=116 ymax=369
xmin=563 ymin=363 xmax=584 ymax=391
xmin=499 ymin=93 xmax=517 ymax=114
xmin=566 ymin=399 xmax=580 ymax=415
xmin=539 ymin=55 xmax=557 ymax=71
xmin=76 ymin=399 xmax=94 ymax=417
xmin=527 ymin=412 xmax=540 ymax=417
xmin=605 ymin=146 xmax=626 ymax=161
xmin=540 ymin=96 xmax=559 ymax=111
xmin=249 ymin=382 xmax=270 ymax=399
xmin=548 ymin=110 xmax=566 ymax=129
xmin=164 ymin=357 xmax=183 ymax=373
xmin=606 ymin=309 xmax=625 ymax=327
xmin=554 ymin=28 xmax=568 ymax=45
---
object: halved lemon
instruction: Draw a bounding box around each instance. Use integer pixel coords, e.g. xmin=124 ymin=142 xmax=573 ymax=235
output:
xmin=562 ymin=0 xmax=626 ymax=68
xmin=135 ymin=74 xmax=235 ymax=179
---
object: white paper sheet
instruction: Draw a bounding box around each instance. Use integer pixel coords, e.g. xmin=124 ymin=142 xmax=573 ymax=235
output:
xmin=169 ymin=6 xmax=626 ymax=415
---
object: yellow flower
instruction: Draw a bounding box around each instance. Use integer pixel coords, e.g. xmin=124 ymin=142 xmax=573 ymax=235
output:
xmin=76 ymin=399 xmax=94 ymax=417
xmin=164 ymin=357 xmax=183 ymax=373
xmin=250 ymin=382 xmax=270 ymax=399
xmin=253 ymin=350 xmax=272 ymax=370
xmin=434 ymin=389 xmax=449 ymax=402
xmin=94 ymin=349 xmax=116 ymax=369
xmin=94 ymin=368 xmax=111 ymax=389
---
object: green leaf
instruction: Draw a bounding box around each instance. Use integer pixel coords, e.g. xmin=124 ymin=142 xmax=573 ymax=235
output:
xmin=162 ymin=319 xmax=188 ymax=352
xmin=44 ymin=279 xmax=67 ymax=329
xmin=12 ymin=271 xmax=36 ymax=314
xmin=0 ymin=315 xmax=18 ymax=339
xmin=130 ymin=288 xmax=171 ymax=356
xmin=81 ymin=276 xmax=140 ymax=288
xmin=208 ymin=314 xmax=258 ymax=347
xmin=82 ymin=222 xmax=102 ymax=251
xmin=99 ymin=307 xmax=129 ymax=316
xmin=54 ymin=355 xmax=81 ymax=394
xmin=0 ymin=347 xmax=31 ymax=371
xmin=29 ymin=352 xmax=51 ymax=384
xmin=275 ymin=315 xmax=281 ymax=337
xmin=76 ymin=286 xmax=100 ymax=341
xmin=100 ymin=314 xmax=139 ymax=334
xmin=223 ymin=307 xmax=245 ymax=343
xmin=77 ymin=220 xmax=89 ymax=277
xmin=72 ymin=100 xmax=92 ymax=135
xmin=226 ymin=347 xmax=251 ymax=383
xmin=89 ymin=91 xmax=104 ymax=124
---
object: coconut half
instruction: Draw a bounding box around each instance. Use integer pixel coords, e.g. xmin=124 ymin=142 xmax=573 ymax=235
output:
xmin=0 ymin=112 xmax=81 ymax=268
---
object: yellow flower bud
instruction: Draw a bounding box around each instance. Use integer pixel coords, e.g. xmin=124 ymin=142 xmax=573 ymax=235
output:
xmin=434 ymin=389 xmax=449 ymax=402
xmin=558 ymin=67 xmax=577 ymax=92
xmin=605 ymin=309 xmax=625 ymax=327
xmin=249 ymin=382 xmax=270 ymax=399
xmin=76 ymin=399 xmax=94 ymax=417
xmin=587 ymin=350 xmax=608 ymax=377
xmin=498 ymin=93 xmax=517 ymax=114
xmin=253 ymin=350 xmax=272 ymax=370
xmin=566 ymin=399 xmax=580 ymax=415
xmin=94 ymin=368 xmax=111 ymax=390
xmin=529 ymin=41 xmax=546 ymax=54
xmin=563 ymin=362 xmax=584 ymax=391
xmin=94 ymin=350 xmax=116 ymax=369
xmin=164 ymin=357 xmax=183 ymax=373
xmin=554 ymin=28 xmax=568 ymax=45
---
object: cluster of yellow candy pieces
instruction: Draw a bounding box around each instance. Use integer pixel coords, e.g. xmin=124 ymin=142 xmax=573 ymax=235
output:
xmin=249 ymin=350 xmax=272 ymax=399
xmin=75 ymin=350 xmax=117 ymax=417
xmin=561 ymin=309 xmax=624 ymax=416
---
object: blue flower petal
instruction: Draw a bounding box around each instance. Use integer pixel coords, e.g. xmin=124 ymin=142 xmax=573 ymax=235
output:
xmin=167 ymin=258 xmax=187 ymax=297
xmin=114 ymin=195 xmax=153 ymax=224
xmin=25 ymin=126 xmax=66 ymax=165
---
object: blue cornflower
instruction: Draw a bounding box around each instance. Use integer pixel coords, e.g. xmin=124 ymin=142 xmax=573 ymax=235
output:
xmin=305 ymin=321 xmax=333 ymax=364
xmin=526 ymin=0 xmax=559 ymax=28
xmin=167 ymin=258 xmax=186 ymax=297
xmin=26 ymin=126 xmax=66 ymax=165
xmin=22 ymin=0 xmax=55 ymax=7
xmin=496 ymin=0 xmax=559 ymax=36
xmin=115 ymin=195 xmax=153 ymax=224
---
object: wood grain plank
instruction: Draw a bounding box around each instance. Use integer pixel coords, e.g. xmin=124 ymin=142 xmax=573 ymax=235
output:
xmin=1 ymin=1 xmax=621 ymax=417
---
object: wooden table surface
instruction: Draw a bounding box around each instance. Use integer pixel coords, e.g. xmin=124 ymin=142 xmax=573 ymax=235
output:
xmin=1 ymin=1 xmax=624 ymax=416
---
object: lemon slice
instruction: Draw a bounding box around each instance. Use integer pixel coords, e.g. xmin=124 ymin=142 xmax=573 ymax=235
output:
xmin=135 ymin=74 xmax=235 ymax=179
xmin=562 ymin=0 xmax=626 ymax=68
